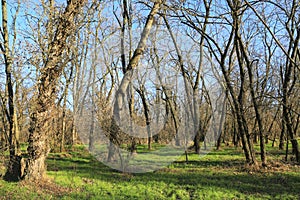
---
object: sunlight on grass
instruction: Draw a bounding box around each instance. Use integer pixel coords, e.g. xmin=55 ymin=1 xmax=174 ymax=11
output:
xmin=1 ymin=144 xmax=299 ymax=199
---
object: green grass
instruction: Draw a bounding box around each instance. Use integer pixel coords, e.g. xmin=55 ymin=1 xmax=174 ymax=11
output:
xmin=0 ymin=144 xmax=299 ymax=199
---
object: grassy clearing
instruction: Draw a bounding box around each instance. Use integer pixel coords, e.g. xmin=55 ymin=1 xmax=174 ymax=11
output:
xmin=0 ymin=144 xmax=299 ymax=199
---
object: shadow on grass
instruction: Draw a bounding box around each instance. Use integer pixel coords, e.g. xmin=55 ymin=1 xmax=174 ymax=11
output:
xmin=172 ymin=160 xmax=244 ymax=169
xmin=46 ymin=150 xmax=300 ymax=198
xmin=142 ymin=171 xmax=300 ymax=197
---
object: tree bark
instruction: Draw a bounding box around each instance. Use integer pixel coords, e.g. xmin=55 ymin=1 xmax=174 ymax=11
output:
xmin=282 ymin=27 xmax=300 ymax=162
xmin=108 ymin=1 xmax=163 ymax=161
xmin=136 ymin=87 xmax=152 ymax=150
xmin=1 ymin=0 xmax=23 ymax=181
xmin=22 ymin=0 xmax=86 ymax=181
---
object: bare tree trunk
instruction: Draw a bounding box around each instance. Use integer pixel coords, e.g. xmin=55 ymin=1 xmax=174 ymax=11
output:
xmin=88 ymin=69 xmax=96 ymax=152
xmin=128 ymin=85 xmax=137 ymax=154
xmin=59 ymin=69 xmax=73 ymax=152
xmin=216 ymin=96 xmax=227 ymax=150
xmin=136 ymin=87 xmax=152 ymax=150
xmin=22 ymin=0 xmax=86 ymax=181
xmin=282 ymin=28 xmax=300 ymax=162
xmin=89 ymin=107 xmax=95 ymax=152
xmin=279 ymin=117 xmax=285 ymax=150
xmin=228 ymin=0 xmax=257 ymax=166
xmin=234 ymin=24 xmax=267 ymax=166
xmin=283 ymin=92 xmax=299 ymax=162
xmin=1 ymin=0 xmax=23 ymax=181
xmin=108 ymin=1 xmax=162 ymax=161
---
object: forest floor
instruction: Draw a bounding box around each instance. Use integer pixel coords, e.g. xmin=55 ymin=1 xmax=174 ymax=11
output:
xmin=0 ymin=144 xmax=299 ymax=199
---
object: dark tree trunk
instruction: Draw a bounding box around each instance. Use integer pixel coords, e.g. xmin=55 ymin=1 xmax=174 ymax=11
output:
xmin=283 ymin=104 xmax=299 ymax=162
xmin=281 ymin=26 xmax=300 ymax=162
xmin=2 ymin=0 xmax=22 ymax=181
xmin=136 ymin=87 xmax=152 ymax=150
xmin=4 ymin=155 xmax=25 ymax=182
xmin=216 ymin=96 xmax=227 ymax=150
xmin=279 ymin=118 xmax=285 ymax=150
xmin=194 ymin=130 xmax=201 ymax=154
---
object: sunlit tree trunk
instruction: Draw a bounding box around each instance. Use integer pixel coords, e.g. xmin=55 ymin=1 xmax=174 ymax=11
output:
xmin=107 ymin=1 xmax=163 ymax=161
xmin=23 ymin=0 xmax=86 ymax=181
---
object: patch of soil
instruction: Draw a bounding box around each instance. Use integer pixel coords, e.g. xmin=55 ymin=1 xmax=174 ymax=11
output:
xmin=19 ymin=177 xmax=74 ymax=197
xmin=238 ymin=160 xmax=300 ymax=174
